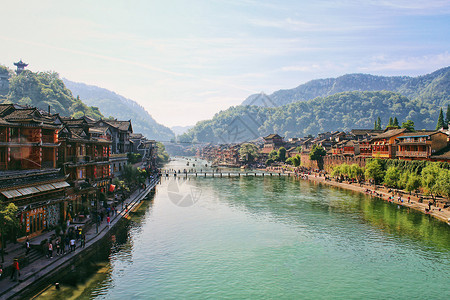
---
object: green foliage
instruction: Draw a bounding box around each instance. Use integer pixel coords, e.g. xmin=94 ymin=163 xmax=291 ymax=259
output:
xmin=0 ymin=202 xmax=19 ymax=243
xmin=405 ymin=174 xmax=421 ymax=193
xmin=393 ymin=117 xmax=399 ymax=127
xmin=420 ymin=164 xmax=450 ymax=198
xmin=265 ymin=158 xmax=274 ymax=166
xmin=309 ymin=145 xmax=326 ymax=161
xmin=127 ymin=152 xmax=142 ymax=164
xmin=285 ymin=157 xmax=294 ymax=165
xmin=156 ymin=142 xmax=170 ymax=165
xmin=6 ymin=70 xmax=103 ymax=119
xmin=401 ymin=120 xmax=415 ymax=131
xmin=286 ymin=154 xmax=301 ymax=167
xmin=331 ymin=163 xmax=363 ymax=179
xmin=180 ymin=90 xmax=448 ymax=143
xmin=239 ymin=143 xmax=259 ymax=163
xmin=436 ymin=108 xmax=445 ymax=129
xmin=388 ymin=117 xmax=393 ymax=126
xmin=269 ymin=150 xmax=279 ymax=161
xmin=277 ymin=147 xmax=286 ymax=162
xmin=364 ymin=159 xmax=385 ymax=184
xmin=376 ymin=116 xmax=382 ymax=130
xmin=446 ymin=104 xmax=450 ymax=124
xmin=383 ymin=166 xmax=401 ymax=188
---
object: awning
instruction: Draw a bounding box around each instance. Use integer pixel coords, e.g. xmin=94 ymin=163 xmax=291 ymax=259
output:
xmin=36 ymin=184 xmax=56 ymax=192
xmin=1 ymin=181 xmax=70 ymax=198
xmin=16 ymin=186 xmax=40 ymax=196
xmin=1 ymin=189 xmax=22 ymax=198
xmin=51 ymin=181 xmax=70 ymax=189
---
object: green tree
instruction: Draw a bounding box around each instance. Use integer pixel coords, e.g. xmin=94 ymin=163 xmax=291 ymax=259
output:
xmin=436 ymin=108 xmax=445 ymax=129
xmin=269 ymin=150 xmax=279 ymax=161
xmin=292 ymin=154 xmax=301 ymax=167
xmin=364 ymin=159 xmax=385 ymax=185
xmin=405 ymin=174 xmax=421 ymax=193
xmin=309 ymin=145 xmax=327 ymax=169
xmin=383 ymin=166 xmax=401 ymax=188
xmin=376 ymin=116 xmax=382 ymax=130
xmin=421 ymin=164 xmax=440 ymax=199
xmin=388 ymin=117 xmax=393 ymax=126
xmin=239 ymin=143 xmax=259 ymax=164
xmin=156 ymin=142 xmax=170 ymax=165
xmin=277 ymin=147 xmax=286 ymax=162
xmin=393 ymin=117 xmax=399 ymax=127
xmin=401 ymin=120 xmax=415 ymax=131
xmin=350 ymin=164 xmax=364 ymax=180
xmin=446 ymin=104 xmax=450 ymax=125
xmin=265 ymin=158 xmax=274 ymax=166
xmin=435 ymin=168 xmax=450 ymax=198
xmin=0 ymin=203 xmax=19 ymax=262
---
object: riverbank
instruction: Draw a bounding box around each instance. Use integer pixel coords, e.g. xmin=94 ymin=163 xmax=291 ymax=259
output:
xmin=0 ymin=177 xmax=160 ymax=300
xmin=300 ymin=172 xmax=450 ymax=224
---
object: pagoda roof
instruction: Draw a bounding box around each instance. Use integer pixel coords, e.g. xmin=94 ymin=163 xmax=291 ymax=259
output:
xmin=14 ymin=60 xmax=28 ymax=67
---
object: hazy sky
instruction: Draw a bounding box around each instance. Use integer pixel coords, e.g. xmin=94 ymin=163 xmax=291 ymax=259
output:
xmin=1 ymin=0 xmax=450 ymax=127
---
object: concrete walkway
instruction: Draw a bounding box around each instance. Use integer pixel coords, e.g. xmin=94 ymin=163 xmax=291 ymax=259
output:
xmin=0 ymin=177 xmax=160 ymax=299
xmin=302 ymin=172 xmax=450 ymax=224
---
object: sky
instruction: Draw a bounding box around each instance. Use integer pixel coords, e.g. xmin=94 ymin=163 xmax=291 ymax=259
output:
xmin=1 ymin=0 xmax=450 ymax=127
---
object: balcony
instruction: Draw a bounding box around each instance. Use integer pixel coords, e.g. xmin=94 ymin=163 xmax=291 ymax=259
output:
xmin=396 ymin=151 xmax=428 ymax=158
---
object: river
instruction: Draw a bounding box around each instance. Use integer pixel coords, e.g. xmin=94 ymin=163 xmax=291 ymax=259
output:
xmin=36 ymin=157 xmax=450 ymax=299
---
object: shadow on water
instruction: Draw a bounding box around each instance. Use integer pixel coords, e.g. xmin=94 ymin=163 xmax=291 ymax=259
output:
xmin=33 ymin=193 xmax=155 ymax=299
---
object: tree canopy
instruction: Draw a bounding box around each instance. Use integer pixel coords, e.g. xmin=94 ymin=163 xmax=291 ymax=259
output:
xmin=5 ymin=69 xmax=103 ymax=119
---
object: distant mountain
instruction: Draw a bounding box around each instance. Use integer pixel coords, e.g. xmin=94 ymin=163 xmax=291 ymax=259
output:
xmin=171 ymin=125 xmax=194 ymax=136
xmin=63 ymin=79 xmax=175 ymax=141
xmin=242 ymin=67 xmax=450 ymax=107
xmin=176 ymin=67 xmax=450 ymax=144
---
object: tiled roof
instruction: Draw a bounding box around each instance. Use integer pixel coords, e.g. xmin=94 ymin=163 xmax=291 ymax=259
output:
xmin=371 ymin=128 xmax=407 ymax=140
xmin=264 ymin=134 xmax=282 ymax=140
xmin=396 ymin=130 xmax=444 ymax=138
xmin=0 ymin=104 xmax=14 ymax=117
xmin=104 ymin=120 xmax=132 ymax=131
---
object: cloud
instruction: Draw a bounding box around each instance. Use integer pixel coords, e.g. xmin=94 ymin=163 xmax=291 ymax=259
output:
xmin=362 ymin=52 xmax=450 ymax=73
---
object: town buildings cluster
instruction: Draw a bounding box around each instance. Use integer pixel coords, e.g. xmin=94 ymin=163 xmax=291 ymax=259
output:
xmin=198 ymin=127 xmax=450 ymax=169
xmin=0 ymin=103 xmax=157 ymax=242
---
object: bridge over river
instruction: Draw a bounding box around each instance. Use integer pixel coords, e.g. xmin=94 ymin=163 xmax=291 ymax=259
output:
xmin=162 ymin=170 xmax=295 ymax=178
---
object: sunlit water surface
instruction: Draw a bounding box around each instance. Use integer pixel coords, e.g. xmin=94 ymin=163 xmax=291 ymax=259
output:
xmin=38 ymin=158 xmax=450 ymax=299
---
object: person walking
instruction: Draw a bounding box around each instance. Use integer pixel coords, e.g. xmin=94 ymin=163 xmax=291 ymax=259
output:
xmin=25 ymin=238 xmax=31 ymax=256
xmin=56 ymin=238 xmax=61 ymax=256
xmin=70 ymin=238 xmax=76 ymax=252
xmin=107 ymin=216 xmax=110 ymax=228
xmin=48 ymin=241 xmax=53 ymax=258
xmin=10 ymin=258 xmax=19 ymax=282
xmin=65 ymin=235 xmax=70 ymax=254
xmin=81 ymin=234 xmax=86 ymax=248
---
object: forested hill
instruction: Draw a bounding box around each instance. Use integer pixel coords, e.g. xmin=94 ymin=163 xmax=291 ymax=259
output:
xmin=1 ymin=66 xmax=102 ymax=119
xmin=242 ymin=67 xmax=450 ymax=107
xmin=63 ymin=79 xmax=175 ymax=141
xmin=179 ymin=90 xmax=448 ymax=144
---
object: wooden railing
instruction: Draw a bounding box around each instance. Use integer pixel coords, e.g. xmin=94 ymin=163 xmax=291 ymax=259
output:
xmin=396 ymin=151 xmax=428 ymax=157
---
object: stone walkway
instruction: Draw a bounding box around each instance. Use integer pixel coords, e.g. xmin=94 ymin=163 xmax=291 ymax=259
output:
xmin=303 ymin=173 xmax=450 ymax=224
xmin=0 ymin=177 xmax=160 ymax=300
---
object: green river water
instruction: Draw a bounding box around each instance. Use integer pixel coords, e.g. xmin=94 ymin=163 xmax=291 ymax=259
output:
xmin=36 ymin=158 xmax=450 ymax=299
